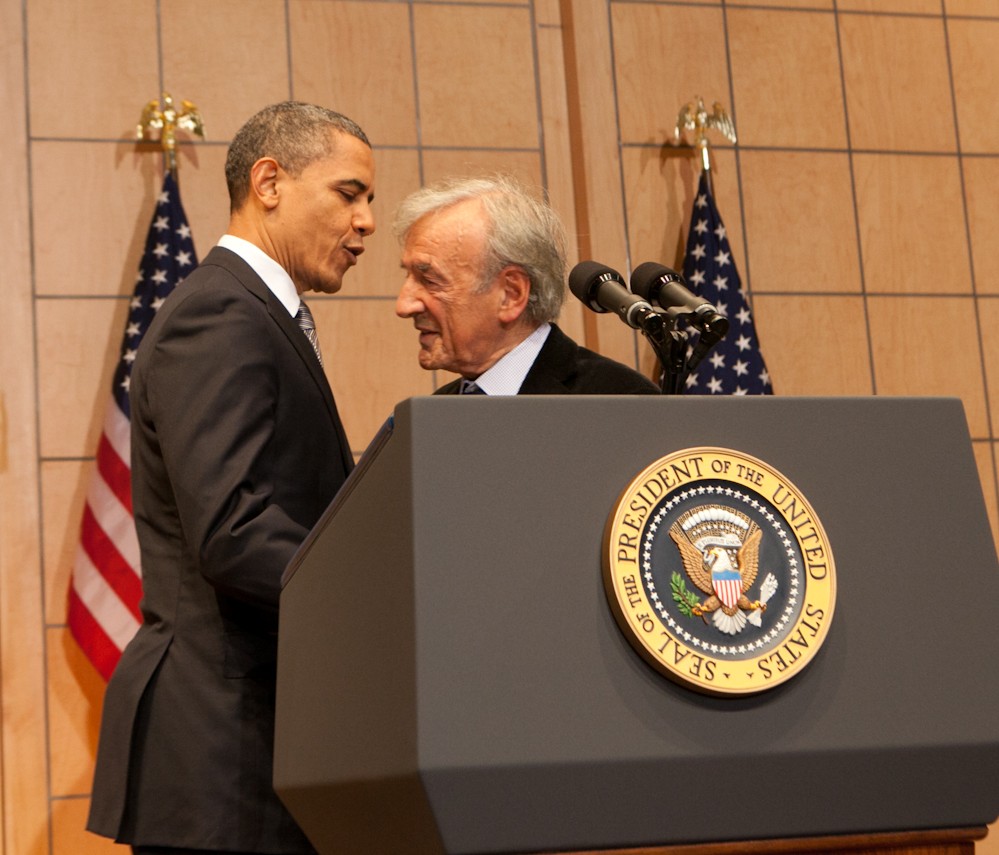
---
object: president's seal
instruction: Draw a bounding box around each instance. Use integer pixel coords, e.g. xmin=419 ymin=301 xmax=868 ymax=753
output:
xmin=604 ymin=447 xmax=835 ymax=696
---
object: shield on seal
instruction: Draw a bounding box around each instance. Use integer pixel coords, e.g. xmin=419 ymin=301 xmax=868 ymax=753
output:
xmin=711 ymin=563 xmax=742 ymax=610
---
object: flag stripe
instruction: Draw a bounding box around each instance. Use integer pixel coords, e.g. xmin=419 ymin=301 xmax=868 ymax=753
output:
xmin=67 ymin=588 xmax=123 ymax=682
xmin=78 ymin=503 xmax=143 ymax=618
xmin=81 ymin=478 xmax=141 ymax=575
xmin=101 ymin=396 xmax=131 ymax=468
xmin=68 ymin=171 xmax=197 ymax=679
xmin=70 ymin=546 xmax=142 ymax=650
xmin=96 ymin=429 xmax=132 ymax=514
xmin=86 ymin=455 xmax=141 ymax=569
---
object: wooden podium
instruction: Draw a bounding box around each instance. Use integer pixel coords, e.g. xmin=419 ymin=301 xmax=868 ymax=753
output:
xmin=274 ymin=397 xmax=999 ymax=855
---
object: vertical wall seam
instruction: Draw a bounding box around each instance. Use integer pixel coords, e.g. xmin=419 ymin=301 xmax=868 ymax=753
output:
xmin=720 ymin=0 xmax=753 ymax=312
xmin=25 ymin=0 xmax=54 ymax=849
xmin=285 ymin=0 xmax=295 ymax=99
xmin=940 ymin=0 xmax=999 ymax=516
xmin=528 ymin=0 xmax=548 ymax=193
xmin=605 ymin=0 xmax=645 ymax=369
xmin=831 ymin=0 xmax=876 ymax=395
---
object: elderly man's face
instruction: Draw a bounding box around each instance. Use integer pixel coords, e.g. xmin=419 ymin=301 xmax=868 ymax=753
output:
xmin=396 ymin=198 xmax=510 ymax=378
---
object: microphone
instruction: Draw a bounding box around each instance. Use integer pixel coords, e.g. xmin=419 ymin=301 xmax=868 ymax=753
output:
xmin=568 ymin=261 xmax=659 ymax=331
xmin=631 ymin=261 xmax=729 ymax=372
xmin=629 ymin=262 xmax=729 ymax=342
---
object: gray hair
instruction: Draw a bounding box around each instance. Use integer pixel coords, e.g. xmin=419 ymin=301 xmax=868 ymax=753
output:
xmin=393 ymin=175 xmax=567 ymax=325
xmin=225 ymin=101 xmax=370 ymax=211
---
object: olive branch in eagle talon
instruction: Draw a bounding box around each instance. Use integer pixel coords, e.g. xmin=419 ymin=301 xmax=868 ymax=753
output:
xmin=671 ymin=572 xmax=700 ymax=617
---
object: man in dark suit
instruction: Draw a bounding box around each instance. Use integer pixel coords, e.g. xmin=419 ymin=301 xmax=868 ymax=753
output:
xmin=87 ymin=102 xmax=375 ymax=855
xmin=394 ymin=175 xmax=659 ymax=395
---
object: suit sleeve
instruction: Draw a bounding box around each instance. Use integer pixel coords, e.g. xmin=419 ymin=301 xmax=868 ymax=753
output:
xmin=137 ymin=285 xmax=310 ymax=612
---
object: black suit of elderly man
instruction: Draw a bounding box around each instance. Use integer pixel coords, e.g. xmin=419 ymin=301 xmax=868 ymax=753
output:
xmin=88 ymin=101 xmax=376 ymax=855
xmin=394 ymin=175 xmax=659 ymax=396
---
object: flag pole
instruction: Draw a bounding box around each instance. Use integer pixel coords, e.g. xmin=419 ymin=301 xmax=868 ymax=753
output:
xmin=672 ymin=96 xmax=773 ymax=396
xmin=68 ymin=96 xmax=203 ymax=679
xmin=136 ymin=92 xmax=205 ymax=177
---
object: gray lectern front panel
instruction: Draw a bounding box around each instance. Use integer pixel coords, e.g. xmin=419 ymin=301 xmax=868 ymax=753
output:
xmin=276 ymin=396 xmax=999 ymax=854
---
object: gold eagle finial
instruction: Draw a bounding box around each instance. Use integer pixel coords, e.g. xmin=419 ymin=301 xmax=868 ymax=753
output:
xmin=674 ymin=96 xmax=736 ymax=173
xmin=137 ymin=93 xmax=205 ymax=173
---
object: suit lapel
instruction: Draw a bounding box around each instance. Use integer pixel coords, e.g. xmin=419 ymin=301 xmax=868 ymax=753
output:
xmin=518 ymin=324 xmax=574 ymax=394
xmin=266 ymin=297 xmax=355 ymax=473
xmin=206 ymin=247 xmax=354 ymax=474
xmin=433 ymin=378 xmax=462 ymax=395
xmin=266 ymin=296 xmax=332 ymax=401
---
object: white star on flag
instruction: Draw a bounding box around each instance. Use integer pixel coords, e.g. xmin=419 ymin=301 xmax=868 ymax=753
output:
xmin=681 ymin=172 xmax=772 ymax=395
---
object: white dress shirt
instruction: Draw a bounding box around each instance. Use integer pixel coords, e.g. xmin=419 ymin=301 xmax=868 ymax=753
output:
xmin=218 ymin=234 xmax=300 ymax=317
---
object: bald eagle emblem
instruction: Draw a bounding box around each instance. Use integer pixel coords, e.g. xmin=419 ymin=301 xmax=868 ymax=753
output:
xmin=669 ymin=505 xmax=778 ymax=635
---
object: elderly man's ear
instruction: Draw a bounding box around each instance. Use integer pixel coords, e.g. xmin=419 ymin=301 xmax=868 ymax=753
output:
xmin=497 ymin=266 xmax=531 ymax=324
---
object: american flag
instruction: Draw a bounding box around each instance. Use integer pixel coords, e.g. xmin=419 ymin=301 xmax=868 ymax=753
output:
xmin=68 ymin=171 xmax=197 ymax=680
xmin=682 ymin=172 xmax=772 ymax=395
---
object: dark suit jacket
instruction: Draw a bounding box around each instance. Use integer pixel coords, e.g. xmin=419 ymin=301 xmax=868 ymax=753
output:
xmin=88 ymin=247 xmax=351 ymax=853
xmin=435 ymin=323 xmax=660 ymax=395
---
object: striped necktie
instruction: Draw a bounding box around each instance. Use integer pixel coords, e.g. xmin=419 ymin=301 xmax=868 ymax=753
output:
xmin=296 ymin=301 xmax=323 ymax=366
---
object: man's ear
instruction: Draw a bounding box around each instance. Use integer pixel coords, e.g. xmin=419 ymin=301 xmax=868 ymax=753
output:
xmin=497 ymin=266 xmax=531 ymax=324
xmin=249 ymin=157 xmax=281 ymax=210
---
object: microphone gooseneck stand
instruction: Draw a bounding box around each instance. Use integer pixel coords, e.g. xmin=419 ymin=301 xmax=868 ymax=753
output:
xmin=637 ymin=308 xmax=727 ymax=395
xmin=634 ymin=309 xmax=688 ymax=395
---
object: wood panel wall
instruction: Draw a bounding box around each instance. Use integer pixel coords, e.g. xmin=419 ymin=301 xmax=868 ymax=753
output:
xmin=1 ymin=0 xmax=997 ymax=853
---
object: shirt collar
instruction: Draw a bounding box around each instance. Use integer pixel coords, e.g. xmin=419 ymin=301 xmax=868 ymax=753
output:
xmin=218 ymin=234 xmax=300 ymax=317
xmin=472 ymin=324 xmax=551 ymax=396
